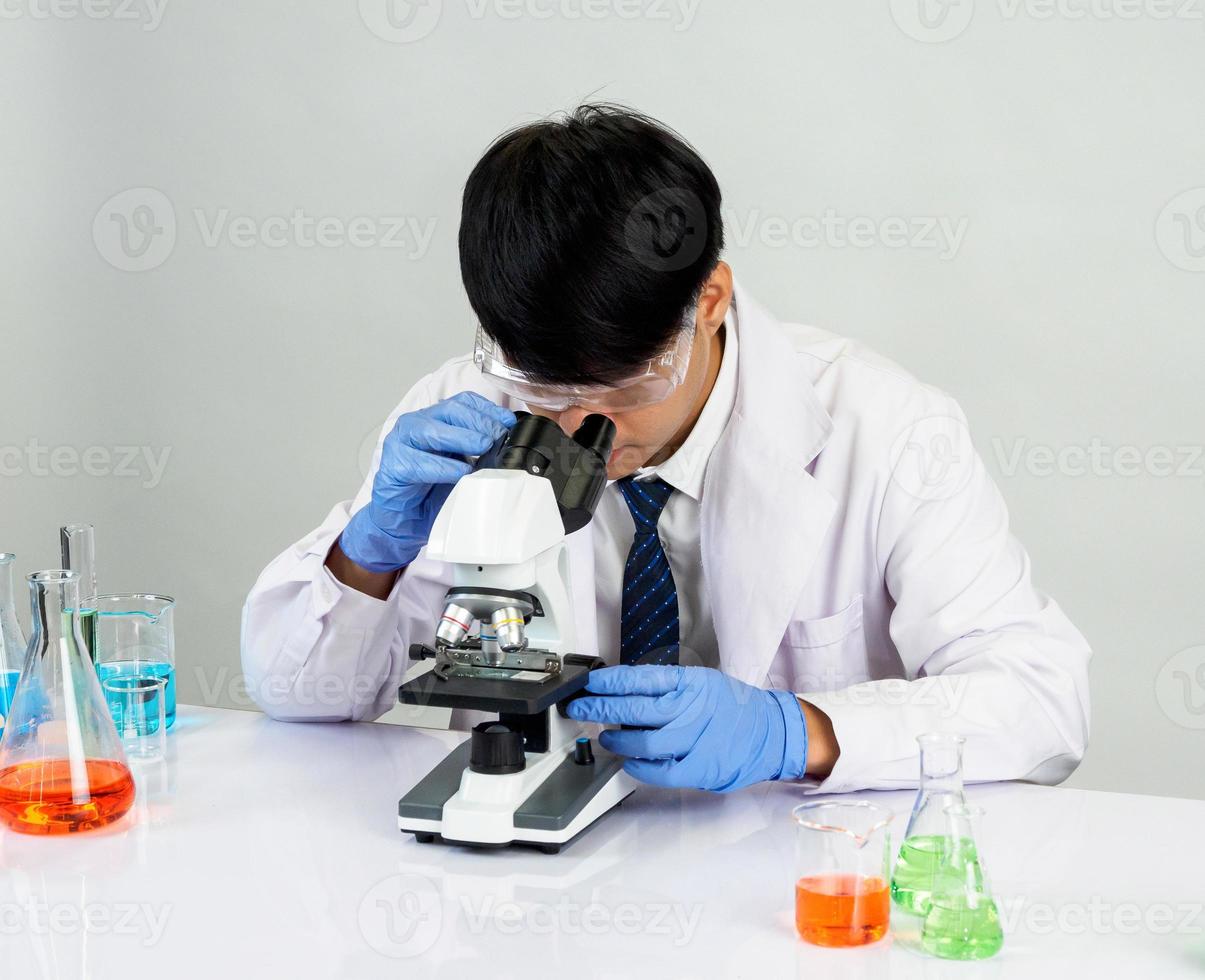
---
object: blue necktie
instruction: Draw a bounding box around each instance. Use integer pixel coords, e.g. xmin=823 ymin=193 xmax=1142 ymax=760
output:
xmin=617 ymin=476 xmax=680 ymax=666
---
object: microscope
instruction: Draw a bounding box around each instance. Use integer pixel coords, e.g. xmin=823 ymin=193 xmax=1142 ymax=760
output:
xmin=397 ymin=411 xmax=637 ymax=853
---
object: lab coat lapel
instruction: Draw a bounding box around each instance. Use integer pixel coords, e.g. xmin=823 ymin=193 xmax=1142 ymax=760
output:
xmin=702 ymin=285 xmax=837 ymax=686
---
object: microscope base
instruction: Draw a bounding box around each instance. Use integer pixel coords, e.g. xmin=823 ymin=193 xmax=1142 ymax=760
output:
xmin=398 ymin=738 xmax=636 ymax=853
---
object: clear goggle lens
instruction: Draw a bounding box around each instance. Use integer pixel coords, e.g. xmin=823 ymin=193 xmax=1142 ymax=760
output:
xmin=473 ymin=316 xmax=695 ymax=413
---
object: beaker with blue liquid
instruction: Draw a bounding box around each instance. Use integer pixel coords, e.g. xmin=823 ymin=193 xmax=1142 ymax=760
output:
xmin=0 ymin=554 xmax=28 ymax=737
xmin=92 ymin=595 xmax=177 ymax=729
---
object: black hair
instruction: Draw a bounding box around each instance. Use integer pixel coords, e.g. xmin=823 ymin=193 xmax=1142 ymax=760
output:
xmin=459 ymin=103 xmax=724 ymax=386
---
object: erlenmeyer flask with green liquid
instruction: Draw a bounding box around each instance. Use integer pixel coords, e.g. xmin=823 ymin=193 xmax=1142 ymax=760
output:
xmin=891 ymin=732 xmax=968 ymax=915
xmin=0 ymin=570 xmax=135 ymax=835
xmin=921 ymin=803 xmax=1004 ymax=959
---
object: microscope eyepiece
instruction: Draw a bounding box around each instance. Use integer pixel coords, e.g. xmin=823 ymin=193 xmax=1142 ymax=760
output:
xmin=572 ymin=414 xmax=616 ymax=460
xmin=475 ymin=411 xmax=616 ymax=534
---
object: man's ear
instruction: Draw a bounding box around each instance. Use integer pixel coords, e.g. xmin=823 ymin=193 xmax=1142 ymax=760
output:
xmin=695 ymin=261 xmax=733 ymax=338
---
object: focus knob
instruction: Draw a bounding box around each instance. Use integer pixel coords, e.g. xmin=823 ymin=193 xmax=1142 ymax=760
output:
xmin=469 ymin=722 xmax=526 ymax=775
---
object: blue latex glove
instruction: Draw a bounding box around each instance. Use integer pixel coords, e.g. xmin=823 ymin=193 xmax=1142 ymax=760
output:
xmin=565 ymin=665 xmax=809 ymax=792
xmin=339 ymin=392 xmax=515 ymax=573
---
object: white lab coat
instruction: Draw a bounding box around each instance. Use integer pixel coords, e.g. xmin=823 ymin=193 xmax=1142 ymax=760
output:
xmin=241 ymin=281 xmax=1091 ymax=794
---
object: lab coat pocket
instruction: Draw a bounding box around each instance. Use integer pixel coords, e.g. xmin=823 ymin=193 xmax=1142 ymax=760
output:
xmin=770 ymin=594 xmax=869 ymax=694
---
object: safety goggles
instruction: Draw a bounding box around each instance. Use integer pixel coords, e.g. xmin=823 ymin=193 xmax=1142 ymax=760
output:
xmin=473 ymin=313 xmax=696 ymax=413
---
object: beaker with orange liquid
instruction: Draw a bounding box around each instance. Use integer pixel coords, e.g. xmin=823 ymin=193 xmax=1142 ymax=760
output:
xmin=0 ymin=569 xmax=135 ymax=835
xmin=792 ymin=800 xmax=892 ymax=947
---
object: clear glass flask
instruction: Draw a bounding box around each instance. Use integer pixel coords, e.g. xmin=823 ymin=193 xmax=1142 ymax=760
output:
xmin=0 ymin=554 xmax=28 ymax=737
xmin=0 ymin=570 xmax=136 ymax=835
xmin=792 ymin=800 xmax=892 ymax=947
xmin=93 ymin=594 xmax=177 ymax=729
xmin=891 ymin=732 xmax=968 ymax=915
xmin=103 ymin=674 xmax=167 ymax=760
xmin=921 ymin=803 xmax=1004 ymax=959
xmin=60 ymin=524 xmax=98 ymax=661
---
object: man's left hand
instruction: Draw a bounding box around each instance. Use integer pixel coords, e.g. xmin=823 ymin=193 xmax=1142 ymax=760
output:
xmin=564 ymin=665 xmax=809 ymax=792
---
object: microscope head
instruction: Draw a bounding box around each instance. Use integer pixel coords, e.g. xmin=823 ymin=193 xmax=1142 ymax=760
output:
xmin=476 ymin=411 xmax=616 ymax=534
xmin=425 ymin=411 xmax=616 ymax=567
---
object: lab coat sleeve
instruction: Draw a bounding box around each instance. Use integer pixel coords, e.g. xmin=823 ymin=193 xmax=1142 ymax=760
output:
xmin=239 ymin=379 xmax=452 ymax=722
xmin=801 ymin=398 xmax=1092 ymax=793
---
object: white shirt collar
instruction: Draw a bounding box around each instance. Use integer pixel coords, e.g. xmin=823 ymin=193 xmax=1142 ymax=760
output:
xmin=633 ymin=299 xmax=740 ymax=501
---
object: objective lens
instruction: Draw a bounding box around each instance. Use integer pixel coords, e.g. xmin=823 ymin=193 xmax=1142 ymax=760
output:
xmin=491 ymin=606 xmax=526 ymax=654
xmin=435 ymin=602 xmax=474 ymax=646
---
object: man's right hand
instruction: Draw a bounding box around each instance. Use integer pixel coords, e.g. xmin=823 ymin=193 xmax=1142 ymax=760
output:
xmin=336 ymin=392 xmax=516 ymax=576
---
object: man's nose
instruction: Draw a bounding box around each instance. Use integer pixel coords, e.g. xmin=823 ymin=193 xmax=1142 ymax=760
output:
xmin=556 ymin=406 xmax=592 ymax=434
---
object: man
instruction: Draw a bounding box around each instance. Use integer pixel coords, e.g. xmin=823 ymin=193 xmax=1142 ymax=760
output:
xmin=242 ymin=104 xmax=1090 ymax=794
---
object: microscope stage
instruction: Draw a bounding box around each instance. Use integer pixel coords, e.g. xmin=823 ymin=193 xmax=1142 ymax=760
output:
xmin=398 ymin=656 xmax=596 ymax=714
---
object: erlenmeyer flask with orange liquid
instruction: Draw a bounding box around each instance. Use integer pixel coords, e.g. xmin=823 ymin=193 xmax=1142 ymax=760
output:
xmin=0 ymin=569 xmax=135 ymax=834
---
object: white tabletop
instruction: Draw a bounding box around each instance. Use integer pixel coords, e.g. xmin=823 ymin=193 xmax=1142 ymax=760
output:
xmin=1 ymin=705 xmax=1201 ymax=979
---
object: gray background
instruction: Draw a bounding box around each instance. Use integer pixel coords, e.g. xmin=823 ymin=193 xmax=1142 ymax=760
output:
xmin=1 ymin=0 xmax=1202 ymax=798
